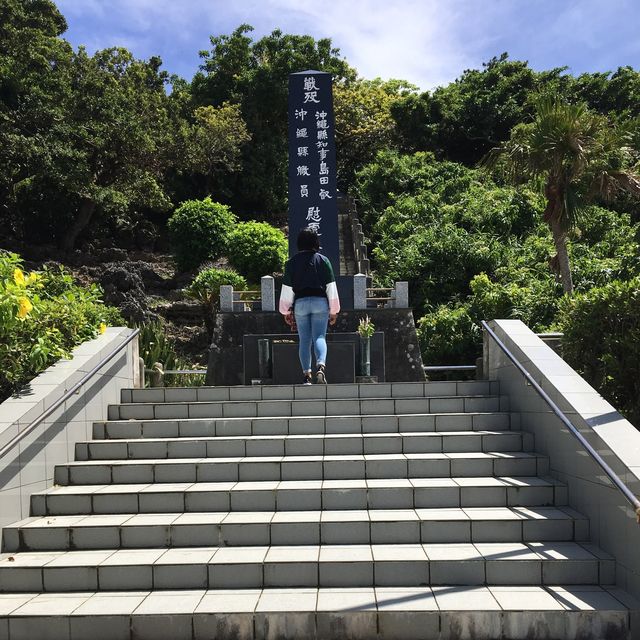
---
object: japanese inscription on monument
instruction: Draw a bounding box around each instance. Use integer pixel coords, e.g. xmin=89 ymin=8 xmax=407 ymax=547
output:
xmin=288 ymin=71 xmax=339 ymax=271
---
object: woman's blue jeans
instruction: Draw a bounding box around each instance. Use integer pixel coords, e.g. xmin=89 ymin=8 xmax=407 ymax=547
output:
xmin=294 ymin=296 xmax=329 ymax=372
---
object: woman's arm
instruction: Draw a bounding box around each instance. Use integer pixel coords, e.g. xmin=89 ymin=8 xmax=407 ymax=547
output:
xmin=321 ymin=256 xmax=340 ymax=315
xmin=279 ymin=261 xmax=295 ymax=315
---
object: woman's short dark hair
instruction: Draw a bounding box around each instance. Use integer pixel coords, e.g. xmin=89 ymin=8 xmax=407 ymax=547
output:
xmin=297 ymin=227 xmax=320 ymax=252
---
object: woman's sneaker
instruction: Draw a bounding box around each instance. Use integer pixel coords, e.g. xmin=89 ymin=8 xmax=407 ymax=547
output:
xmin=316 ymin=364 xmax=327 ymax=384
xmin=302 ymin=372 xmax=313 ymax=385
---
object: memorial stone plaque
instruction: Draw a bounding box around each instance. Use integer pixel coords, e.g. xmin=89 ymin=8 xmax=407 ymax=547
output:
xmin=287 ymin=70 xmax=339 ymax=272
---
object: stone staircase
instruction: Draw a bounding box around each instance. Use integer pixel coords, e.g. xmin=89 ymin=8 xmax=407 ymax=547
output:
xmin=0 ymin=380 xmax=633 ymax=639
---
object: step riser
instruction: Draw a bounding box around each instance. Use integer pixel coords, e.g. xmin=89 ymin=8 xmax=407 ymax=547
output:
xmin=2 ymin=608 xmax=628 ymax=640
xmin=54 ymin=456 xmax=549 ymax=486
xmin=77 ymin=432 xmax=531 ymax=461
xmin=94 ymin=412 xmax=512 ymax=439
xmin=122 ymin=380 xmax=500 ymax=404
xmin=32 ymin=485 xmax=563 ymax=516
xmin=108 ymin=396 xmax=508 ymax=421
xmin=0 ymin=558 xmax=608 ymax=593
xmin=4 ymin=517 xmax=583 ymax=552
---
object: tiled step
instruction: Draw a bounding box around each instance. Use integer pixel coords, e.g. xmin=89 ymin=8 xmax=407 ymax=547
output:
xmin=121 ymin=380 xmax=500 ymax=404
xmin=31 ymin=476 xmax=567 ymax=516
xmin=0 ymin=585 xmax=631 ymax=640
xmin=53 ymin=451 xmax=549 ymax=486
xmin=93 ymin=411 xmax=513 ymax=440
xmin=0 ymin=542 xmax=611 ymax=592
xmin=3 ymin=507 xmax=588 ymax=552
xmin=107 ymin=395 xmax=508 ymax=421
xmin=76 ymin=430 xmax=532 ymax=461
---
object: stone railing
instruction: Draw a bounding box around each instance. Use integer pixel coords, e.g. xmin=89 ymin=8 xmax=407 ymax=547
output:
xmin=220 ymin=275 xmax=409 ymax=311
xmin=343 ymin=194 xmax=370 ymax=275
xmin=0 ymin=327 xmax=139 ymax=528
xmin=220 ymin=277 xmax=276 ymax=312
xmin=483 ymin=319 xmax=640 ymax=600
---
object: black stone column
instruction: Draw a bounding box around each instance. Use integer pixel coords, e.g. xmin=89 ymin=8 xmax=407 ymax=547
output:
xmin=287 ymin=71 xmax=339 ymax=271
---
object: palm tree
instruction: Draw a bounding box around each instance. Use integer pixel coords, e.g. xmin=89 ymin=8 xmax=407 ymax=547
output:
xmin=483 ymin=93 xmax=640 ymax=293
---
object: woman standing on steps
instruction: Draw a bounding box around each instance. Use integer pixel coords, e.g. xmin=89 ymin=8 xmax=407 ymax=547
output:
xmin=279 ymin=227 xmax=340 ymax=385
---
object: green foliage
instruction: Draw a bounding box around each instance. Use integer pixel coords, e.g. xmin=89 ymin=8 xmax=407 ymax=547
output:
xmin=192 ymin=24 xmax=356 ymax=213
xmin=0 ymin=251 xmax=123 ymax=400
xmin=468 ymin=273 xmax=559 ymax=331
xmin=390 ymin=54 xmax=565 ymax=165
xmin=178 ymin=102 xmax=251 ymax=196
xmin=167 ymin=198 xmax=238 ymax=271
xmin=136 ymin=321 xmax=204 ymax=388
xmin=417 ymin=305 xmax=480 ymax=366
xmin=4 ymin=38 xmax=177 ymax=248
xmin=334 ymin=78 xmax=414 ymax=188
xmin=226 ymin=221 xmax=288 ymax=282
xmin=355 ymin=151 xmax=541 ymax=313
xmin=374 ymin=222 xmax=505 ymax=313
xmin=559 ymin=277 xmax=640 ymax=426
xmin=185 ymin=267 xmax=247 ymax=309
xmin=483 ymin=93 xmax=640 ymax=293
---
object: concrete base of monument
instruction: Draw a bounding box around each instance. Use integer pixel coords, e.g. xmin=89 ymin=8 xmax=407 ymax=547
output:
xmin=206 ymin=309 xmax=425 ymax=386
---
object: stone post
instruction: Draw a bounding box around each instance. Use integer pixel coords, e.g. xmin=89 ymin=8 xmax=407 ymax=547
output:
xmin=150 ymin=362 xmax=164 ymax=388
xmin=261 ymin=276 xmax=275 ymax=311
xmin=220 ymin=285 xmax=234 ymax=312
xmin=353 ymin=273 xmax=367 ymax=309
xmin=394 ymin=281 xmax=409 ymax=308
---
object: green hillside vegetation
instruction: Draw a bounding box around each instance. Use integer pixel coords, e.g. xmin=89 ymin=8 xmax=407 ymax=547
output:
xmin=1 ymin=0 xmax=640 ymax=421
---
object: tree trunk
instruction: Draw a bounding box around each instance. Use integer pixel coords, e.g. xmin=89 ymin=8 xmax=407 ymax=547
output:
xmin=549 ymin=217 xmax=574 ymax=294
xmin=61 ymin=197 xmax=96 ymax=251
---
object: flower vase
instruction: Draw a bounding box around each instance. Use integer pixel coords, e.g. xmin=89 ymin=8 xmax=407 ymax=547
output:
xmin=359 ymin=336 xmax=371 ymax=377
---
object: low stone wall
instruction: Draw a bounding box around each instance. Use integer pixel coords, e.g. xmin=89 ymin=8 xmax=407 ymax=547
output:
xmin=207 ymin=309 xmax=425 ymax=386
xmin=0 ymin=328 xmax=139 ymax=529
xmin=484 ymin=319 xmax=640 ymax=599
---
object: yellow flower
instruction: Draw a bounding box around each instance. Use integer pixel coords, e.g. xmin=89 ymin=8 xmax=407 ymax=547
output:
xmin=27 ymin=272 xmax=38 ymax=284
xmin=13 ymin=268 xmax=25 ymax=286
xmin=99 ymin=322 xmax=107 ymax=334
xmin=17 ymin=297 xmax=33 ymax=319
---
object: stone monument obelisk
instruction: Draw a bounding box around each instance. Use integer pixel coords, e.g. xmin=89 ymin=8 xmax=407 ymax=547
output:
xmin=287 ymin=71 xmax=339 ymax=273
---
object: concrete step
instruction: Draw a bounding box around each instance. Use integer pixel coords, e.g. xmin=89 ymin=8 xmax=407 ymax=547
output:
xmin=93 ymin=411 xmax=513 ymax=440
xmin=107 ymin=395 xmax=508 ymax=421
xmin=76 ymin=430 xmax=533 ymax=461
xmin=53 ymin=451 xmax=549 ymax=486
xmin=121 ymin=380 xmax=500 ymax=404
xmin=3 ymin=507 xmax=588 ymax=552
xmin=0 ymin=585 xmax=631 ymax=640
xmin=31 ymin=477 xmax=567 ymax=516
xmin=0 ymin=542 xmax=611 ymax=592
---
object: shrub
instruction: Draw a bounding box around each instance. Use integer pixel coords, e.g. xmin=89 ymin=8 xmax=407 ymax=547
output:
xmin=559 ymin=277 xmax=640 ymax=427
xmin=417 ymin=304 xmax=481 ymax=367
xmin=0 ymin=251 xmax=123 ymax=400
xmin=167 ymin=198 xmax=238 ymax=271
xmin=227 ymin=221 xmax=288 ymax=282
xmin=185 ymin=267 xmax=247 ymax=310
xmin=468 ymin=273 xmax=559 ymax=332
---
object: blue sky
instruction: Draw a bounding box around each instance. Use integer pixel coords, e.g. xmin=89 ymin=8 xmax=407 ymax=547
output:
xmin=55 ymin=0 xmax=640 ymax=90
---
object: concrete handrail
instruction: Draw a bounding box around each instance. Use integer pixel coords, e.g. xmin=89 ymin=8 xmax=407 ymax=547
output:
xmin=0 ymin=328 xmax=140 ymax=461
xmin=481 ymin=320 xmax=640 ymax=522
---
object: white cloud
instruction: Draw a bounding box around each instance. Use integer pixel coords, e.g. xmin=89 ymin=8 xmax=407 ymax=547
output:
xmin=54 ymin=0 xmax=640 ymax=89
xmin=237 ymin=0 xmax=483 ymax=89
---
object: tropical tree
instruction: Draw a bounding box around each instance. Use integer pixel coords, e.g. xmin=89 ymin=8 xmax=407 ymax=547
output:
xmin=178 ymin=102 xmax=251 ymax=197
xmin=483 ymin=93 xmax=640 ymax=293
xmin=0 ymin=0 xmax=73 ymax=242
xmin=192 ymin=24 xmax=356 ymax=215
xmin=390 ymin=54 xmax=570 ymax=165
xmin=333 ymin=78 xmax=414 ymax=188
